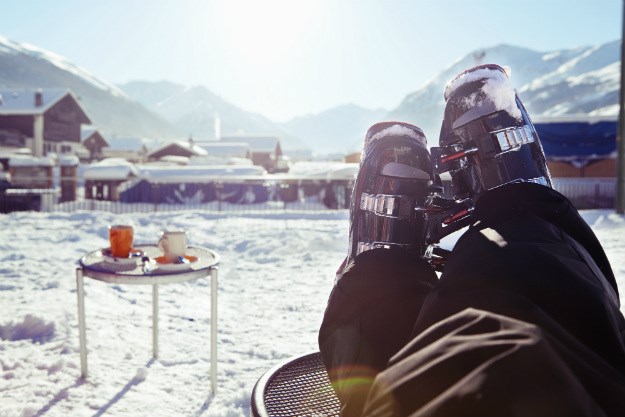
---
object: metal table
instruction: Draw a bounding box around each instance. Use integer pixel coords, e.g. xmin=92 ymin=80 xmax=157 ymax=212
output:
xmin=76 ymin=244 xmax=220 ymax=394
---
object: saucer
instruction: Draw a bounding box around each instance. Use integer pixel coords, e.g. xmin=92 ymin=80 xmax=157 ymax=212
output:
xmin=154 ymin=255 xmax=198 ymax=272
xmin=101 ymin=248 xmax=144 ymax=265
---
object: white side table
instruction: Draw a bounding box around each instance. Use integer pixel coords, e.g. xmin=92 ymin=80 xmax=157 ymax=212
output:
xmin=76 ymin=245 xmax=220 ymax=394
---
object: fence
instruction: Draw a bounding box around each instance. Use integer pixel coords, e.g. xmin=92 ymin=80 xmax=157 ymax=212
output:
xmin=0 ymin=175 xmax=618 ymax=214
xmin=551 ymin=178 xmax=616 ymax=209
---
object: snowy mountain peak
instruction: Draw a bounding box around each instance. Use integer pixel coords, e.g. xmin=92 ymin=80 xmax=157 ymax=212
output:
xmin=388 ymin=39 xmax=620 ymax=146
xmin=0 ymin=35 xmax=127 ymax=98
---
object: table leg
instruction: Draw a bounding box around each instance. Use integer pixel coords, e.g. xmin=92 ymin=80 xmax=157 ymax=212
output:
xmin=76 ymin=267 xmax=88 ymax=378
xmin=211 ymin=268 xmax=218 ymax=395
xmin=153 ymin=284 xmax=159 ymax=359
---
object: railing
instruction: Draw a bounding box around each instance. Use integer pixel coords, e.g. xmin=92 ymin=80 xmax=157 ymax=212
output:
xmin=551 ymin=178 xmax=615 ymax=209
xmin=0 ymin=176 xmax=618 ymax=214
xmin=59 ymin=175 xmax=354 ymax=214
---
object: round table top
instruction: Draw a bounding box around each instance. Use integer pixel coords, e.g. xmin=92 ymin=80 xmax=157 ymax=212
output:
xmin=78 ymin=245 xmax=220 ymax=285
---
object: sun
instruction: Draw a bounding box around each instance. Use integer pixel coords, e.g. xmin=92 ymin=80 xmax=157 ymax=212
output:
xmin=214 ymin=0 xmax=322 ymax=64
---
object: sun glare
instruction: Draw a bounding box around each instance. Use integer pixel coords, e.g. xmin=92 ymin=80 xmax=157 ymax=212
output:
xmin=215 ymin=0 xmax=321 ymax=64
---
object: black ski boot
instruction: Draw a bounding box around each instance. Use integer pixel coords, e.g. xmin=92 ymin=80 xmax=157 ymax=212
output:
xmin=432 ymin=64 xmax=552 ymax=205
xmin=345 ymin=122 xmax=440 ymax=268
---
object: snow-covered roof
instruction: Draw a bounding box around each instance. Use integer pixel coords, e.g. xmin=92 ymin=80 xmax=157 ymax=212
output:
xmin=59 ymin=155 xmax=79 ymax=166
xmin=197 ymin=142 xmax=250 ymax=157
xmin=532 ymin=114 xmax=618 ymax=124
xmin=80 ymin=126 xmax=99 ymax=141
xmin=106 ymin=137 xmax=148 ymax=151
xmin=8 ymin=155 xmax=55 ymax=167
xmin=83 ymin=158 xmax=139 ymax=180
xmin=137 ymin=164 xmax=266 ymax=178
xmin=148 ymin=140 xmax=208 ymax=157
xmin=220 ymin=136 xmax=280 ymax=153
xmin=286 ymin=161 xmax=358 ymax=180
xmin=0 ymin=88 xmax=89 ymax=118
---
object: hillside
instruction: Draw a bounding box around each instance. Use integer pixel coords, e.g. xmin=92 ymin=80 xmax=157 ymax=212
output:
xmin=1 ymin=34 xmax=619 ymax=155
xmin=282 ymin=104 xmax=388 ymax=154
xmin=388 ymin=41 xmax=620 ymax=146
xmin=0 ymin=36 xmax=180 ymax=139
xmin=118 ymin=81 xmax=300 ymax=146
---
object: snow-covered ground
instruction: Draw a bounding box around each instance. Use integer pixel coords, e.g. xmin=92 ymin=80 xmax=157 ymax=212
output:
xmin=0 ymin=208 xmax=624 ymax=417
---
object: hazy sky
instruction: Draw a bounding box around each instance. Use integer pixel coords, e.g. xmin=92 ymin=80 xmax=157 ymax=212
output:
xmin=0 ymin=0 xmax=622 ymax=122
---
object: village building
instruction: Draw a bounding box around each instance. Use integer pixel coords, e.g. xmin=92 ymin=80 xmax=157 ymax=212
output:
xmin=534 ymin=115 xmax=617 ymax=178
xmin=147 ymin=139 xmax=208 ymax=161
xmin=192 ymin=142 xmax=252 ymax=165
xmin=81 ymin=126 xmax=108 ymax=162
xmin=102 ymin=137 xmax=149 ymax=162
xmin=344 ymin=152 xmax=361 ymax=164
xmin=83 ymin=158 xmax=139 ymax=201
xmin=0 ymin=88 xmax=92 ymax=157
xmin=219 ymin=135 xmax=284 ymax=172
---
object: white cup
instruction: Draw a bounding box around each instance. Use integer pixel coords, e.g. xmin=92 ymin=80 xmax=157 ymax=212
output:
xmin=158 ymin=230 xmax=188 ymax=262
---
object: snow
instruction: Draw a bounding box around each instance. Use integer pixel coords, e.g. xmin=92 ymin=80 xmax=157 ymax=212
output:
xmin=83 ymin=159 xmax=139 ymax=180
xmin=285 ymin=161 xmax=358 ymax=180
xmin=443 ymin=66 xmax=522 ymax=122
xmin=443 ymin=65 xmax=511 ymax=100
xmin=0 ymin=208 xmax=623 ymax=417
xmin=8 ymin=156 xmax=55 ymax=167
xmin=59 ymin=155 xmax=79 ymax=167
xmin=0 ymin=36 xmax=127 ymax=98
xmin=366 ymin=124 xmax=427 ymax=147
xmin=137 ymin=165 xmax=267 ymax=178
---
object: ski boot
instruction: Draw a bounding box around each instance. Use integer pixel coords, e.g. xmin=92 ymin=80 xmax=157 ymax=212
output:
xmin=345 ymin=122 xmax=442 ymax=270
xmin=429 ymin=64 xmax=552 ymax=236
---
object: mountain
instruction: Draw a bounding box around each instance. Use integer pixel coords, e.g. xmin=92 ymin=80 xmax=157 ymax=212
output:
xmin=121 ymin=81 xmax=388 ymax=156
xmin=0 ymin=36 xmax=180 ymax=139
xmin=118 ymin=81 xmax=309 ymax=152
xmin=282 ymin=104 xmax=388 ymax=155
xmin=2 ymin=34 xmax=617 ymax=156
xmin=388 ymin=41 xmax=620 ymax=146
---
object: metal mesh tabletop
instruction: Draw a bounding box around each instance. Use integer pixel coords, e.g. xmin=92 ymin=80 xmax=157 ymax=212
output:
xmin=251 ymin=352 xmax=340 ymax=417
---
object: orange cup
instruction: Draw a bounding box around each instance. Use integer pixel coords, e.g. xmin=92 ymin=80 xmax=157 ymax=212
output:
xmin=109 ymin=225 xmax=134 ymax=258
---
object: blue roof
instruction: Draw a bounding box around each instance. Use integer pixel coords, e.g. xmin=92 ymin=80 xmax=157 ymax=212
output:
xmin=534 ymin=118 xmax=617 ymax=164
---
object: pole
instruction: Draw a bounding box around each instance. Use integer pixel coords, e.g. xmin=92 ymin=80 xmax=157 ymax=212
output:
xmin=210 ymin=268 xmax=218 ymax=395
xmin=153 ymin=284 xmax=159 ymax=359
xmin=76 ymin=268 xmax=88 ymax=378
xmin=617 ymin=0 xmax=625 ymax=213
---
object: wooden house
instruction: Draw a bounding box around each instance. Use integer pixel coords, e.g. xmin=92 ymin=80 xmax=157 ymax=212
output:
xmin=344 ymin=152 xmax=361 ymax=164
xmin=0 ymin=88 xmax=92 ymax=157
xmin=148 ymin=139 xmax=208 ymax=161
xmin=103 ymin=137 xmax=149 ymax=162
xmin=81 ymin=126 xmax=108 ymax=162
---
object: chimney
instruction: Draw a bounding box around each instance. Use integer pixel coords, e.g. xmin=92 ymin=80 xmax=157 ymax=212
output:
xmin=34 ymin=89 xmax=43 ymax=107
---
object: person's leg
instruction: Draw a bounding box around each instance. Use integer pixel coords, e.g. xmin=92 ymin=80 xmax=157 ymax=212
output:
xmin=362 ymin=183 xmax=625 ymax=417
xmin=360 ymin=63 xmax=625 ymax=416
xmin=320 ymin=250 xmax=437 ymax=417
xmin=319 ymin=121 xmax=440 ymax=417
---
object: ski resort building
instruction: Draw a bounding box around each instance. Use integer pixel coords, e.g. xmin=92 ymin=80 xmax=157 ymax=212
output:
xmin=219 ymin=135 xmax=284 ymax=172
xmin=534 ymin=115 xmax=617 ymax=178
xmin=0 ymin=88 xmax=92 ymax=157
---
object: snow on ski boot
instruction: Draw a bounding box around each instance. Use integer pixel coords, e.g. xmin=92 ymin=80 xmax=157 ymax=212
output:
xmin=346 ymin=122 xmax=440 ymax=266
xmin=430 ymin=64 xmax=552 ymax=235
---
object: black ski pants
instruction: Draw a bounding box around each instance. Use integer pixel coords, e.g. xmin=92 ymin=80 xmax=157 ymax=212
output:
xmin=319 ymin=183 xmax=625 ymax=417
